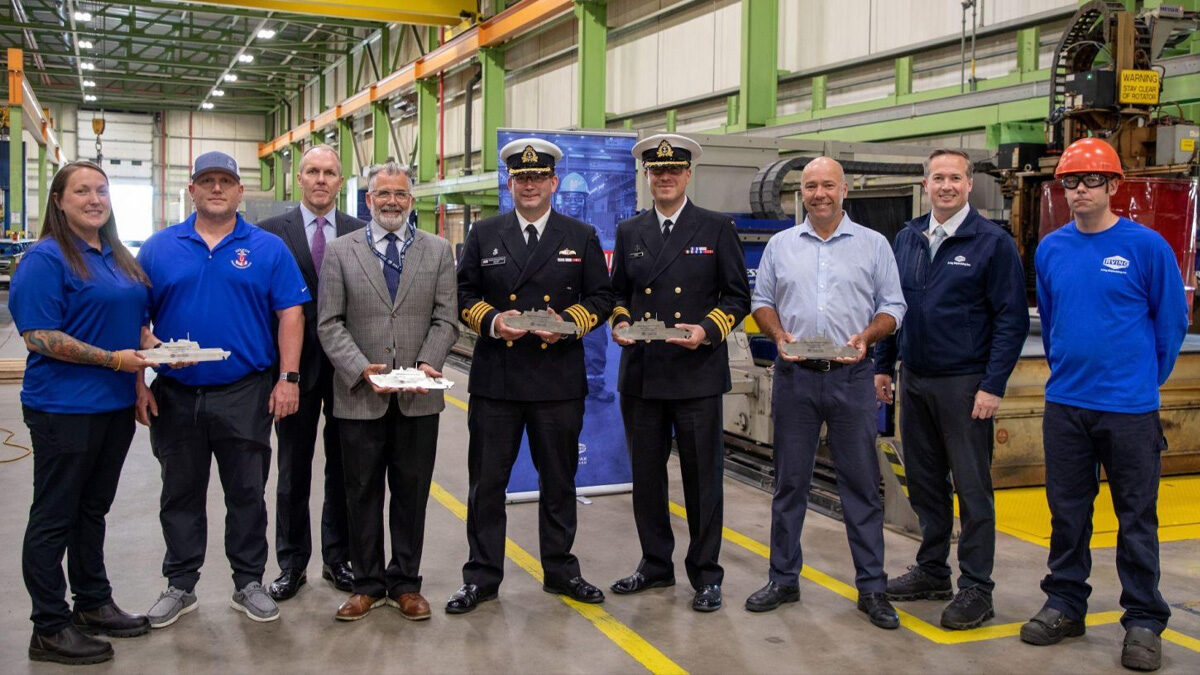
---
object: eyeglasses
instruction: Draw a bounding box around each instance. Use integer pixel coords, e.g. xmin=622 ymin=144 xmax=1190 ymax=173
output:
xmin=1060 ymin=173 xmax=1109 ymax=189
xmin=370 ymin=189 xmax=412 ymax=201
xmin=511 ymin=173 xmax=552 ymax=184
xmin=648 ymin=166 xmax=687 ymax=176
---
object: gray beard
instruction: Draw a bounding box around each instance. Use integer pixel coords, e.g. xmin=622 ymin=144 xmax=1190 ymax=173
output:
xmin=373 ymin=208 xmax=411 ymax=232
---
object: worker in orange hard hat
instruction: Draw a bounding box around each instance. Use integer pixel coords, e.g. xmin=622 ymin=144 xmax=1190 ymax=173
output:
xmin=1023 ymin=135 xmax=1188 ymax=672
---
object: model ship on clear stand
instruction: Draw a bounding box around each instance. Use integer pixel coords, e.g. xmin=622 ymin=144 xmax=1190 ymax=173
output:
xmin=780 ymin=335 xmax=859 ymax=360
xmin=614 ymin=318 xmax=690 ymax=341
xmin=141 ymin=338 xmax=231 ymax=364
xmin=506 ymin=309 xmax=583 ymax=335
xmin=368 ymin=367 xmax=455 ymax=390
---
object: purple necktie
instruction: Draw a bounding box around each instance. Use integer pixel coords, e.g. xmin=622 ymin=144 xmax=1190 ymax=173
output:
xmin=311 ymin=216 xmax=328 ymax=275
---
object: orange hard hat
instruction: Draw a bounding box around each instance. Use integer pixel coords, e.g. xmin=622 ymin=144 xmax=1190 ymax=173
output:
xmin=1054 ymin=137 xmax=1124 ymax=178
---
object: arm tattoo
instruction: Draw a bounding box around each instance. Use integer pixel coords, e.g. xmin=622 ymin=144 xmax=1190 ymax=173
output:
xmin=24 ymin=330 xmax=115 ymax=368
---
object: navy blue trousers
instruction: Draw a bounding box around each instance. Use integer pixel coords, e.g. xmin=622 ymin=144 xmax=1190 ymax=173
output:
xmin=1041 ymin=401 xmax=1170 ymax=633
xmin=769 ymin=360 xmax=887 ymax=593
xmin=23 ymin=406 xmax=135 ymax=634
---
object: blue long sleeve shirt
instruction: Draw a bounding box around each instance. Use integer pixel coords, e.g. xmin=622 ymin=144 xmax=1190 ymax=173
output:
xmin=1035 ymin=218 xmax=1188 ymax=413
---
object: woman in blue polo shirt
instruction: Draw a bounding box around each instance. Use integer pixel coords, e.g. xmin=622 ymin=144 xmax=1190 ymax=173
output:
xmin=10 ymin=161 xmax=154 ymax=665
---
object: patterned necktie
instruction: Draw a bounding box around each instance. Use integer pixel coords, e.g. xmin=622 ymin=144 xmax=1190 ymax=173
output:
xmin=311 ymin=216 xmax=328 ymax=275
xmin=662 ymin=219 xmax=673 ymax=240
xmin=525 ymin=223 xmax=539 ymax=252
xmin=930 ymin=225 xmax=947 ymax=261
xmin=383 ymin=232 xmax=400 ymax=301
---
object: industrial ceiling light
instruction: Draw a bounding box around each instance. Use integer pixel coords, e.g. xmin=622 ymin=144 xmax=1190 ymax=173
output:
xmin=78 ymin=39 xmax=94 ymax=49
xmin=80 ymin=61 xmax=95 ymax=70
xmin=256 ymin=28 xmax=276 ymax=39
xmin=223 ymin=73 xmax=238 ymax=82
xmin=212 ymin=89 xmax=225 ymax=97
xmin=238 ymin=53 xmax=254 ymax=63
xmin=73 ymin=11 xmax=92 ymax=21
xmin=201 ymin=102 xmax=214 ymax=110
xmin=84 ymin=94 xmax=97 ymax=101
xmin=82 ymin=80 xmax=96 ymax=87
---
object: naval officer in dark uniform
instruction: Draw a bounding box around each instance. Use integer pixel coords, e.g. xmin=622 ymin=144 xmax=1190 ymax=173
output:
xmin=608 ymin=135 xmax=750 ymax=612
xmin=449 ymin=138 xmax=615 ymax=614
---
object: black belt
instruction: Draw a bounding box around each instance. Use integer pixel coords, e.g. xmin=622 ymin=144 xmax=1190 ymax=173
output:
xmin=798 ymin=359 xmax=845 ymax=372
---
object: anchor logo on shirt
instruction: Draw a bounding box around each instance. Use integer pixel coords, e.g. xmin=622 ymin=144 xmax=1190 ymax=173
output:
xmin=232 ymin=248 xmax=252 ymax=269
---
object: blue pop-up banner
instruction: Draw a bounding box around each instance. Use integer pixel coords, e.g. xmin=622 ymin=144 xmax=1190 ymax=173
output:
xmin=497 ymin=128 xmax=638 ymax=502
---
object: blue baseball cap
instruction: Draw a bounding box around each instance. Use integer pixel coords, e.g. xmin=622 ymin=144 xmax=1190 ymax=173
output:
xmin=191 ymin=151 xmax=241 ymax=181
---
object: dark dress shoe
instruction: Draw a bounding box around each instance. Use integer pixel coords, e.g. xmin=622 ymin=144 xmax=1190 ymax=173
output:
xmin=445 ymin=584 xmax=498 ymax=615
xmin=268 ymin=568 xmax=308 ymax=601
xmin=335 ymin=594 xmax=384 ymax=621
xmin=857 ymin=592 xmax=900 ymax=629
xmin=71 ymin=601 xmax=149 ymax=638
xmin=1020 ymin=606 xmax=1086 ymax=645
xmin=544 ymin=576 xmax=605 ymax=604
xmin=745 ymin=581 xmax=800 ymax=612
xmin=29 ymin=625 xmax=114 ymax=665
xmin=610 ymin=572 xmax=675 ymax=595
xmin=692 ymin=585 xmax=722 ymax=612
xmin=322 ymin=562 xmax=354 ymax=593
xmin=1122 ymin=626 xmax=1162 ymax=671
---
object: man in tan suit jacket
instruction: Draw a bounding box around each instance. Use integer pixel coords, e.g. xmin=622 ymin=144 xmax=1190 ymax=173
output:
xmin=317 ymin=162 xmax=458 ymax=622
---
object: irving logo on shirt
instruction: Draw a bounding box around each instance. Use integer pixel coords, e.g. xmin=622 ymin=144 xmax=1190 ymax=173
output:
xmin=1102 ymin=255 xmax=1130 ymax=274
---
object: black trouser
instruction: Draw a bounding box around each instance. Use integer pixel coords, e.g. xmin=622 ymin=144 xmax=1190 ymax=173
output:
xmin=274 ymin=365 xmax=350 ymax=570
xmin=899 ymin=367 xmax=996 ymax=592
xmin=22 ymin=406 xmax=135 ymax=634
xmin=621 ymin=393 xmax=724 ymax=589
xmin=463 ymin=396 xmax=584 ymax=592
xmin=150 ymin=371 xmax=273 ymax=592
xmin=338 ymin=398 xmax=439 ymax=598
xmin=769 ymin=360 xmax=887 ymax=593
xmin=1041 ymin=402 xmax=1170 ymax=633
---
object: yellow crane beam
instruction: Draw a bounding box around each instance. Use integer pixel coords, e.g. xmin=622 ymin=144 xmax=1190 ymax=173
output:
xmin=186 ymin=0 xmax=476 ymax=25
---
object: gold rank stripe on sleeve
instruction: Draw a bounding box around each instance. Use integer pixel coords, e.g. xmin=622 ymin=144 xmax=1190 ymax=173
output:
xmin=463 ymin=301 xmax=495 ymax=335
xmin=609 ymin=305 xmax=631 ymax=327
xmin=705 ymin=308 xmax=736 ymax=341
xmin=564 ymin=304 xmax=598 ymax=335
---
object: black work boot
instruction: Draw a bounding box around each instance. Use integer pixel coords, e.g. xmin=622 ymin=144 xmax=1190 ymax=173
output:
xmin=29 ymin=625 xmax=114 ymax=665
xmin=940 ymin=586 xmax=995 ymax=630
xmin=1122 ymin=626 xmax=1162 ymax=671
xmin=885 ymin=565 xmax=953 ymax=601
xmin=1020 ymin=606 xmax=1086 ymax=645
xmin=71 ymin=601 xmax=151 ymax=638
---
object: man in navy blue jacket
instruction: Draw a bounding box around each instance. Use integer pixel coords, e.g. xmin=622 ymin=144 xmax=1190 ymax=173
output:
xmin=1021 ymin=138 xmax=1187 ymax=672
xmin=874 ymin=149 xmax=1028 ymax=630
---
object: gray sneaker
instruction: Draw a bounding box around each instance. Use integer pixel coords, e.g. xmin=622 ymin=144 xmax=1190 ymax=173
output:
xmin=230 ymin=582 xmax=279 ymax=622
xmin=147 ymin=587 xmax=198 ymax=628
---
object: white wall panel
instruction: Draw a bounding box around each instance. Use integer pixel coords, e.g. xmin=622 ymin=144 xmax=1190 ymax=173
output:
xmin=607 ymin=30 xmax=659 ymax=115
xmin=779 ymin=0 xmax=872 ymax=72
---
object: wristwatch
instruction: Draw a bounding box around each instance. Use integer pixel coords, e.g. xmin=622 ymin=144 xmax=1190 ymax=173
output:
xmin=280 ymin=371 xmax=300 ymax=383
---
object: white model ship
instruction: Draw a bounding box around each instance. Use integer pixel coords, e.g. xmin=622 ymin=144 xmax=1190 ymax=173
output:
xmin=141 ymin=338 xmax=231 ymax=364
xmin=614 ymin=318 xmax=690 ymax=341
xmin=505 ymin=309 xmax=583 ymax=335
xmin=368 ymin=367 xmax=455 ymax=390
xmin=780 ymin=335 xmax=859 ymax=360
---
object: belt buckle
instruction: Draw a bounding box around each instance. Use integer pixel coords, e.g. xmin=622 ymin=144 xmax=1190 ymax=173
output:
xmin=813 ymin=359 xmax=832 ymax=372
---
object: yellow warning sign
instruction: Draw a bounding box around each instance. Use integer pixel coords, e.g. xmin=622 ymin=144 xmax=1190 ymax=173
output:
xmin=1118 ymin=69 xmax=1160 ymax=105
xmin=1183 ymin=138 xmax=1196 ymax=154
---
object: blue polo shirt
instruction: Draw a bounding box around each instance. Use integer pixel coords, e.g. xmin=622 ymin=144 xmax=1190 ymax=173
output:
xmin=137 ymin=213 xmax=309 ymax=386
xmin=9 ymin=237 xmax=150 ymax=414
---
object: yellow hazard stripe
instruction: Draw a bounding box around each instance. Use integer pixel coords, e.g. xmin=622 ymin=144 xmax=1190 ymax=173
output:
xmin=878 ymin=439 xmax=909 ymax=496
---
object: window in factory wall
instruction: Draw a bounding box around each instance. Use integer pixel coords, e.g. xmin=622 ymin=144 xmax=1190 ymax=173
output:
xmin=110 ymin=180 xmax=153 ymax=252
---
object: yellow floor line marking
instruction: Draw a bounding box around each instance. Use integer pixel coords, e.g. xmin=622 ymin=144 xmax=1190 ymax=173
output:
xmin=433 ymin=397 xmax=685 ymax=675
xmin=670 ymin=503 xmax=1200 ymax=651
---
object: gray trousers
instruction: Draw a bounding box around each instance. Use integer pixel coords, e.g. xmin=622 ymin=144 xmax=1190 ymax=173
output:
xmin=899 ymin=366 xmax=995 ymax=591
xmin=769 ymin=359 xmax=887 ymax=593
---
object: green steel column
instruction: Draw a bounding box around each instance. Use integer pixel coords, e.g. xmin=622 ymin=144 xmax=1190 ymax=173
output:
xmin=8 ymin=106 xmax=23 ymax=234
xmin=416 ymin=78 xmax=438 ymax=233
xmin=37 ymin=144 xmax=47 ymax=233
xmin=811 ymin=75 xmax=828 ymax=112
xmin=727 ymin=95 xmax=739 ymax=127
xmin=737 ymin=0 xmax=778 ymax=129
xmin=575 ymin=0 xmax=607 ymax=129
xmin=337 ymin=117 xmax=355 ymax=211
xmin=273 ymin=150 xmax=285 ymax=201
xmin=480 ymin=46 xmax=505 ymax=173
xmin=289 ymin=142 xmax=303 ymax=200
xmin=372 ymin=102 xmax=390 ymax=164
xmin=665 ymin=109 xmax=677 ymax=132
xmin=381 ymin=26 xmax=391 ymax=77
xmin=345 ymin=51 xmax=355 ymax=98
xmin=1016 ymin=28 xmax=1039 ymax=73
xmin=260 ymin=157 xmax=272 ymax=191
xmin=895 ymin=56 xmax=913 ymax=97
xmin=319 ymin=72 xmax=327 ymax=109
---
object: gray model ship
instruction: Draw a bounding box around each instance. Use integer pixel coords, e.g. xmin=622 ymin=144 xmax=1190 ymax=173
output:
xmin=780 ymin=335 xmax=859 ymax=360
xmin=141 ymin=338 xmax=231 ymax=364
xmin=506 ymin=309 xmax=583 ymax=335
xmin=614 ymin=318 xmax=690 ymax=341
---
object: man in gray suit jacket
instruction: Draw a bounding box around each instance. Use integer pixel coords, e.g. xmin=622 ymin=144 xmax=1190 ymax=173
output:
xmin=317 ymin=161 xmax=458 ymax=623
xmin=258 ymin=144 xmax=367 ymax=601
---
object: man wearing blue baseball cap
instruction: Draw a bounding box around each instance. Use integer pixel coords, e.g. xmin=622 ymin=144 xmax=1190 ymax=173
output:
xmin=135 ymin=150 xmax=310 ymax=627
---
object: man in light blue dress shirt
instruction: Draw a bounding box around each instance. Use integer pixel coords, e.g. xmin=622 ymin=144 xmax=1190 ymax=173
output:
xmin=744 ymin=157 xmax=907 ymax=630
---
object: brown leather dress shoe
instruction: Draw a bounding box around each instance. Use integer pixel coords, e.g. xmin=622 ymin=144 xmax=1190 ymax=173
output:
xmin=335 ymin=594 xmax=384 ymax=621
xmin=388 ymin=592 xmax=431 ymax=621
